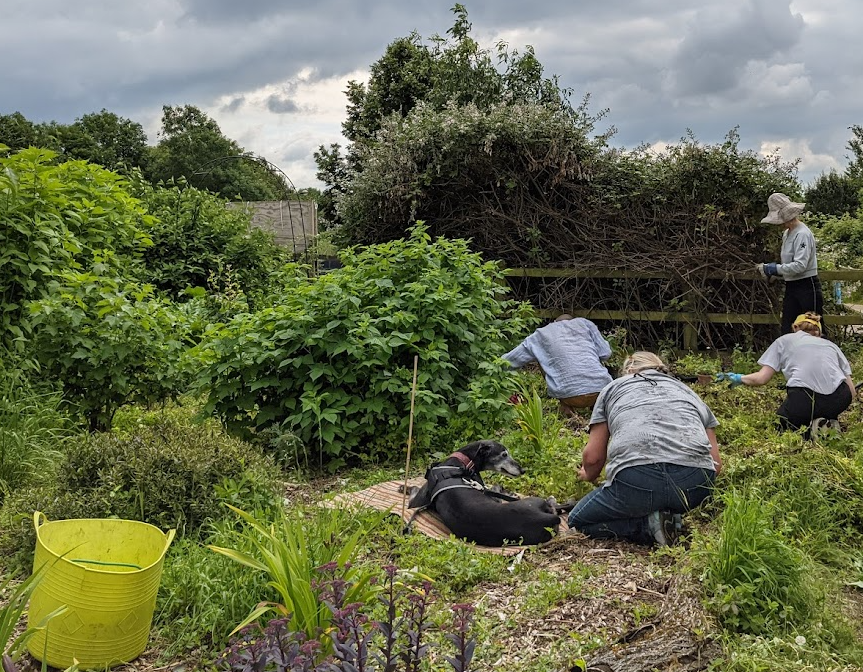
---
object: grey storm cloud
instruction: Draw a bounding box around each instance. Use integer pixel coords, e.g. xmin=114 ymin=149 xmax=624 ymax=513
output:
xmin=265 ymin=95 xmax=301 ymax=114
xmin=667 ymin=0 xmax=805 ymax=97
xmin=221 ymin=96 xmax=246 ymax=113
xmin=1 ymin=0 xmax=862 ymax=185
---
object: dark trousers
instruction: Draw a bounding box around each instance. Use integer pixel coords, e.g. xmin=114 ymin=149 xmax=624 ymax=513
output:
xmin=567 ymin=463 xmax=716 ymax=546
xmin=782 ymin=276 xmax=824 ymax=335
xmin=778 ymin=382 xmax=852 ymax=432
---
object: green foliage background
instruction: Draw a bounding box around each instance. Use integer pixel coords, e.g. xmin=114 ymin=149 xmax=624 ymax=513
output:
xmin=194 ymin=224 xmax=536 ymax=464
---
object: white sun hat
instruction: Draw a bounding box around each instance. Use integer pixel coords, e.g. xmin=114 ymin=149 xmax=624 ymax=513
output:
xmin=761 ymin=192 xmax=806 ymax=224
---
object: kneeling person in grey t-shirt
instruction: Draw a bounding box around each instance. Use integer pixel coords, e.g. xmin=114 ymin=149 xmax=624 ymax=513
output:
xmin=568 ymin=351 xmax=721 ymax=547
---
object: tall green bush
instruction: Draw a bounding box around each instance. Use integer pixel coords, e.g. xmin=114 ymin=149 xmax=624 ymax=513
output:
xmin=132 ymin=180 xmax=287 ymax=305
xmin=194 ymin=225 xmax=535 ymax=465
xmin=0 ymin=147 xmax=151 ymax=347
xmin=28 ymin=272 xmax=189 ymax=431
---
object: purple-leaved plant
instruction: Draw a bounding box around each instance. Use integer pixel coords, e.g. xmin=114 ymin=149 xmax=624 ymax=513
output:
xmin=216 ymin=563 xmax=475 ymax=672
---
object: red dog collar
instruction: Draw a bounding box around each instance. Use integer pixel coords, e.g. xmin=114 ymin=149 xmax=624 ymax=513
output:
xmin=449 ymin=451 xmax=474 ymax=471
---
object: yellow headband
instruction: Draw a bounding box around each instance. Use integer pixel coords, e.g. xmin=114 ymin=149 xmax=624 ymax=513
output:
xmin=793 ymin=314 xmax=821 ymax=329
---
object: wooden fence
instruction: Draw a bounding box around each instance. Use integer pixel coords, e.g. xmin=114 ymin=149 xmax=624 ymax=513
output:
xmin=503 ymin=268 xmax=863 ymax=350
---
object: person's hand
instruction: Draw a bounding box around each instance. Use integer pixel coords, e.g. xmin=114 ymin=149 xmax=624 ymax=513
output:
xmin=715 ymin=372 xmax=744 ymax=387
xmin=756 ymin=262 xmax=779 ymax=278
xmin=577 ymin=465 xmax=590 ymax=482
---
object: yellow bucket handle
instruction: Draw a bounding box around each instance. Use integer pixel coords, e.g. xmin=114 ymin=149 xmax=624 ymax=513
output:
xmin=35 ymin=511 xmax=176 ymax=558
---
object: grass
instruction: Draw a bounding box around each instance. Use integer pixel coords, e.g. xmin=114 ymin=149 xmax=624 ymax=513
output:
xmin=7 ymin=345 xmax=863 ymax=671
xmin=0 ymin=369 xmax=71 ymax=500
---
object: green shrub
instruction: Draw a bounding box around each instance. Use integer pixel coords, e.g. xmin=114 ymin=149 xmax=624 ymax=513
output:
xmin=60 ymin=420 xmax=276 ymax=534
xmin=0 ymin=419 xmax=278 ymax=571
xmin=194 ymin=224 xmax=536 ymax=466
xmin=702 ymin=488 xmax=823 ymax=635
xmin=133 ymin=180 xmax=287 ymax=306
xmin=28 ymin=272 xmax=191 ymax=431
xmin=0 ymin=147 xmax=151 ymax=348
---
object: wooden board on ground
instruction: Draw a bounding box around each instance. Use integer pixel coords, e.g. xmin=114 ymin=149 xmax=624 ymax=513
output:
xmin=326 ymin=477 xmax=569 ymax=556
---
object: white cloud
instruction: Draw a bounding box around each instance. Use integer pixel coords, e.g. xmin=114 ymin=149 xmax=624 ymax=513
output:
xmin=759 ymin=137 xmax=842 ymax=177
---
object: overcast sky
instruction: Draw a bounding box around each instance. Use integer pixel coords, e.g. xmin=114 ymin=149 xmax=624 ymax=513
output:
xmin=2 ymin=0 xmax=861 ymax=188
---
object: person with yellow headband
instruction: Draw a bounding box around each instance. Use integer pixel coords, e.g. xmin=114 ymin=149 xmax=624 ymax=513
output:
xmin=716 ymin=312 xmax=854 ymax=436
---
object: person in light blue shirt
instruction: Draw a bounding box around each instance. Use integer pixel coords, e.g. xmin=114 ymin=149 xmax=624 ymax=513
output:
xmin=502 ymin=315 xmax=613 ymax=414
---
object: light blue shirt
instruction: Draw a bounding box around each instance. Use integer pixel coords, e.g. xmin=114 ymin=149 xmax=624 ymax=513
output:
xmin=503 ymin=318 xmax=613 ymax=398
xmin=778 ymin=223 xmax=818 ymax=281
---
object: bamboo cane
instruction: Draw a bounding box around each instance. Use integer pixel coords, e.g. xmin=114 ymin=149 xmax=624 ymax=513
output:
xmin=401 ymin=355 xmax=420 ymax=520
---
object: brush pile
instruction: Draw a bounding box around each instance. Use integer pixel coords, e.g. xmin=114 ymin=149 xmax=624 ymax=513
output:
xmin=339 ymin=104 xmax=800 ymax=349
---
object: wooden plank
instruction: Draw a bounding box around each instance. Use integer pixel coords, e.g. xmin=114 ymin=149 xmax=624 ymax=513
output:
xmin=504 ymin=267 xmax=863 ymax=282
xmin=535 ymin=308 xmax=863 ymax=326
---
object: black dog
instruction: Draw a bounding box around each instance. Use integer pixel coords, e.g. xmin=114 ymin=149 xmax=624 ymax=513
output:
xmin=407 ymin=440 xmax=562 ymax=547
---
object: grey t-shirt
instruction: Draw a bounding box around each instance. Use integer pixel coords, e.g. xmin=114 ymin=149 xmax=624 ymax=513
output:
xmin=778 ymin=223 xmax=818 ymax=281
xmin=589 ymin=370 xmax=718 ymax=484
xmin=758 ymin=331 xmax=851 ymax=394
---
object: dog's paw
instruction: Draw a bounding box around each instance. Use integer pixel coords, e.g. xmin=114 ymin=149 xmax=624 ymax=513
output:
xmin=548 ymin=496 xmax=578 ymax=514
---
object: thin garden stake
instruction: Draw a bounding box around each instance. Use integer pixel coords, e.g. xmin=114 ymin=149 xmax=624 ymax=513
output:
xmin=401 ymin=355 xmax=420 ymax=520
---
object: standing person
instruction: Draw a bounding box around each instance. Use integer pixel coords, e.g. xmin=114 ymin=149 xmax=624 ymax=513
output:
xmin=502 ymin=314 xmax=613 ymax=415
xmin=717 ymin=312 xmax=854 ymax=436
xmin=756 ymin=192 xmax=824 ymax=334
xmin=568 ymin=352 xmax=721 ymax=547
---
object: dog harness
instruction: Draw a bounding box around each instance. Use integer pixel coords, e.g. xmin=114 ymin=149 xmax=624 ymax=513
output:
xmin=402 ymin=452 xmax=520 ymax=535
xmin=421 ymin=463 xmax=487 ymax=503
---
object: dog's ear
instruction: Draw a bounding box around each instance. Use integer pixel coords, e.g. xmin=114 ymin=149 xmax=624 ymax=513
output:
xmin=473 ymin=439 xmax=499 ymax=459
xmin=408 ymin=484 xmax=432 ymax=509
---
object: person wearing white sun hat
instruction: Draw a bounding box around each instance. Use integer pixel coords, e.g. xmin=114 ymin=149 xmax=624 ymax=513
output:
xmin=755 ymin=192 xmax=824 ymax=334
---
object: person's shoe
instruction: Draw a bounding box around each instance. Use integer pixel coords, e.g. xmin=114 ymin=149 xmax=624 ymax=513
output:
xmin=646 ymin=511 xmax=680 ymax=547
xmin=811 ymin=417 xmax=842 ymax=439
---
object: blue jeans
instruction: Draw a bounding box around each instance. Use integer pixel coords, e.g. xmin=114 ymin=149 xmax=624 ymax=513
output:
xmin=567 ymin=463 xmax=716 ymax=545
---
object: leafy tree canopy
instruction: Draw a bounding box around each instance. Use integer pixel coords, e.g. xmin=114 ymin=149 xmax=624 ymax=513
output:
xmin=317 ymin=4 xmax=573 ymax=229
xmin=143 ymin=105 xmax=289 ymax=201
xmin=806 ymin=124 xmax=863 ymax=216
xmin=0 ymin=110 xmax=147 ymax=174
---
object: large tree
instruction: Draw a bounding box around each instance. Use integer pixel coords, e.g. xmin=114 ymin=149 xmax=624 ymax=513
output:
xmin=57 ymin=110 xmax=148 ymax=172
xmin=143 ymin=104 xmax=287 ymax=201
xmin=316 ymin=4 xmax=572 ymax=232
xmin=0 ymin=112 xmax=58 ymax=151
xmin=0 ymin=110 xmax=146 ymax=174
xmin=806 ymin=124 xmax=863 ymax=216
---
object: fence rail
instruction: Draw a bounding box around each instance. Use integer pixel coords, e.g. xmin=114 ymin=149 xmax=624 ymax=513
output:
xmin=503 ymin=267 xmax=863 ymax=350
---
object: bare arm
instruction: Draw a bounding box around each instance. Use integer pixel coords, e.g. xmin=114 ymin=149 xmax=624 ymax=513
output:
xmin=847 ymin=375 xmax=856 ymax=399
xmin=742 ymin=365 xmax=776 ymax=387
xmin=706 ymin=427 xmax=722 ymax=476
xmin=579 ymin=422 xmax=610 ymax=483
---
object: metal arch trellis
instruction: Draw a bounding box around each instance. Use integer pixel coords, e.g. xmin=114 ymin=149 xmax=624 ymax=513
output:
xmin=191 ymin=152 xmax=310 ymax=259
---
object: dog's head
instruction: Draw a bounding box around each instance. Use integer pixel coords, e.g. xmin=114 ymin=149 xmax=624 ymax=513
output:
xmin=461 ymin=440 xmax=523 ymax=477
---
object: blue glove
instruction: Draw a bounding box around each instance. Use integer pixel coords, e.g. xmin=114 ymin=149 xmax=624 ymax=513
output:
xmin=715 ymin=372 xmax=744 ymax=387
xmin=756 ymin=262 xmax=779 ymax=277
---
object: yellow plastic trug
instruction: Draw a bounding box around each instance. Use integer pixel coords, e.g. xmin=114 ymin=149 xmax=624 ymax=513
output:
xmin=27 ymin=512 xmax=175 ymax=669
